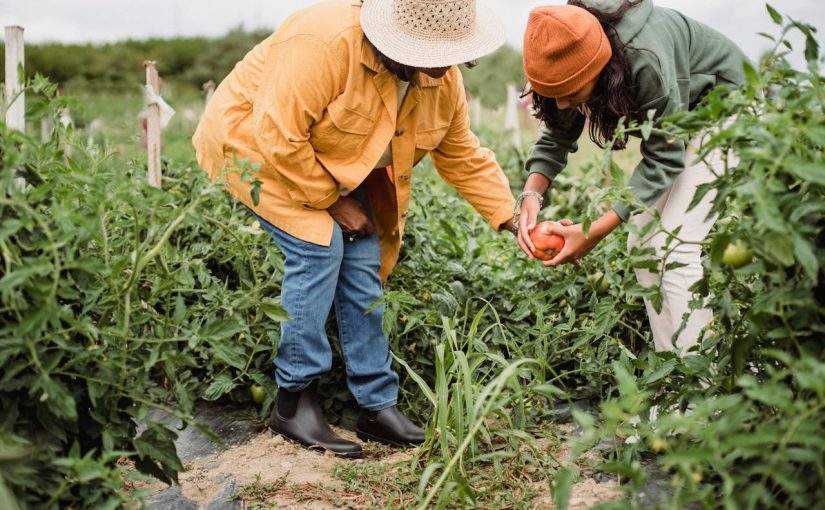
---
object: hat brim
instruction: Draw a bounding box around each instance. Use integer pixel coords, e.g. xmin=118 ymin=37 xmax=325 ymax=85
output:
xmin=361 ymin=0 xmax=506 ymax=68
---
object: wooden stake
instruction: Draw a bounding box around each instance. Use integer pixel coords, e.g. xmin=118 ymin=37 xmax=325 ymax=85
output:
xmin=40 ymin=116 xmax=53 ymax=142
xmin=504 ymin=83 xmax=521 ymax=147
xmin=202 ymin=80 xmax=215 ymax=105
xmin=144 ymin=60 xmax=162 ymax=188
xmin=470 ymin=97 xmax=482 ymax=129
xmin=4 ymin=26 xmax=25 ymax=133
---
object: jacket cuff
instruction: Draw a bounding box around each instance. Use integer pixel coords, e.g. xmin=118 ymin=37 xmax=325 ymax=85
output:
xmin=525 ymin=160 xmax=562 ymax=184
xmin=611 ymin=201 xmax=631 ymax=222
xmin=489 ymin=200 xmax=515 ymax=232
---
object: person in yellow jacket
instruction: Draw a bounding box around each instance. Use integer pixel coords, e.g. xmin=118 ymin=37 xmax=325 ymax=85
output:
xmin=193 ymin=0 xmax=516 ymax=458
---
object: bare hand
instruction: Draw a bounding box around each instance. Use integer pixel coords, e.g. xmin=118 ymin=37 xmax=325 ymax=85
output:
xmin=542 ymin=220 xmax=599 ymax=267
xmin=327 ymin=196 xmax=374 ymax=238
xmin=516 ymin=195 xmax=541 ymax=259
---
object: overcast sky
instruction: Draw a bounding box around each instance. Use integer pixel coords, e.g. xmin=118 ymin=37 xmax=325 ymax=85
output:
xmin=1 ymin=0 xmax=823 ymax=62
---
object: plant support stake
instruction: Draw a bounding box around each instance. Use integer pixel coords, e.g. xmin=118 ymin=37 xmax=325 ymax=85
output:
xmin=4 ymin=26 xmax=25 ymax=133
xmin=202 ymin=80 xmax=216 ymax=105
xmin=504 ymin=83 xmax=521 ymax=148
xmin=144 ymin=60 xmax=162 ymax=188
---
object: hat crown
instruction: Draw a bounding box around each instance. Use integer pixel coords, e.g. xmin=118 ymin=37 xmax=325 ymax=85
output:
xmin=522 ymin=5 xmax=612 ymax=98
xmin=394 ymin=0 xmax=477 ymax=41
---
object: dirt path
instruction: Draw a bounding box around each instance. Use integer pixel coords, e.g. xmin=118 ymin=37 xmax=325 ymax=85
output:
xmin=178 ymin=427 xmax=414 ymax=508
xmin=138 ymin=402 xmax=621 ymax=509
xmin=143 ymin=426 xmax=620 ymax=509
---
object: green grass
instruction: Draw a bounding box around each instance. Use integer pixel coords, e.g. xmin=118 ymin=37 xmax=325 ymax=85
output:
xmin=64 ymin=83 xmax=202 ymax=163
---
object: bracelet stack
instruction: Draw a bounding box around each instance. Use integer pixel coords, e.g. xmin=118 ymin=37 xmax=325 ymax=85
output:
xmin=511 ymin=191 xmax=545 ymax=235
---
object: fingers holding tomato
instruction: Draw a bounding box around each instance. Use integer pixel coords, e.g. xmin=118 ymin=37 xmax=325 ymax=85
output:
xmin=517 ymin=196 xmax=541 ymax=258
xmin=529 ymin=221 xmax=565 ymax=261
xmin=538 ymin=221 xmax=602 ymax=267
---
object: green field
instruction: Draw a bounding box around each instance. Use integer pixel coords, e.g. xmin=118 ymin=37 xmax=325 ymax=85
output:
xmin=1 ymin=12 xmax=824 ymax=510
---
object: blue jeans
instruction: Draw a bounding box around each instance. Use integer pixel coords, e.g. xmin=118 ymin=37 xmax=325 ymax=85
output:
xmin=257 ymin=215 xmax=399 ymax=411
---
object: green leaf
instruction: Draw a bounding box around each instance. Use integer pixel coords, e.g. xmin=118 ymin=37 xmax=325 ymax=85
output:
xmin=553 ymin=467 xmax=575 ymax=510
xmin=792 ymin=234 xmax=819 ymax=283
xmin=642 ymin=359 xmax=677 ymax=384
xmin=133 ymin=424 xmax=182 ymax=485
xmin=417 ymin=462 xmax=443 ymax=499
xmin=261 ymin=299 xmax=290 ymax=322
xmin=640 ymin=122 xmax=652 ymax=141
xmin=788 ymin=162 xmax=825 ymax=186
xmin=612 ymin=361 xmax=639 ymax=398
xmin=532 ymin=384 xmax=568 ymax=399
xmin=199 ymin=318 xmax=244 ymax=340
xmin=203 ymin=373 xmax=237 ymax=400
xmin=609 ymin=161 xmax=625 ymax=186
xmin=742 ymin=60 xmax=759 ymax=86
xmin=0 ymin=263 xmax=52 ymax=292
xmin=250 ymin=179 xmax=262 ymax=206
xmin=0 ymin=477 xmax=20 ymax=510
xmin=766 ymin=4 xmax=783 ymax=24
xmin=741 ymin=380 xmax=794 ymax=410
xmin=804 ymin=32 xmax=820 ymax=63
xmin=37 ymin=376 xmax=78 ymax=422
xmin=209 ymin=341 xmax=247 ymax=370
xmin=762 ymin=232 xmax=795 ymax=266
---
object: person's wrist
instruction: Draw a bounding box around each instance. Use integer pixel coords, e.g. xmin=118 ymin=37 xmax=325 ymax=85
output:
xmin=590 ymin=211 xmax=621 ymax=240
xmin=513 ymin=191 xmax=543 ymax=231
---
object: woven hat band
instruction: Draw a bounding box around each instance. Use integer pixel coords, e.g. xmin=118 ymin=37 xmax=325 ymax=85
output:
xmin=394 ymin=0 xmax=477 ymax=41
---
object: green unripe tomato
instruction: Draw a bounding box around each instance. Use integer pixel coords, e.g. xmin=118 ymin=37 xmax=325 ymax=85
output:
xmin=722 ymin=240 xmax=753 ymax=268
xmin=587 ymin=271 xmax=610 ymax=294
xmin=249 ymin=384 xmax=266 ymax=404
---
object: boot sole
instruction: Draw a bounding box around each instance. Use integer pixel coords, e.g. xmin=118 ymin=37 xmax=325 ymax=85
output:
xmin=269 ymin=423 xmax=363 ymax=459
xmin=355 ymin=429 xmax=423 ymax=448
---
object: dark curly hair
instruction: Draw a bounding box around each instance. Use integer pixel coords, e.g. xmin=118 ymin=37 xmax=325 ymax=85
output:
xmin=530 ymin=0 xmax=641 ymax=150
xmin=364 ymin=38 xmax=478 ymax=84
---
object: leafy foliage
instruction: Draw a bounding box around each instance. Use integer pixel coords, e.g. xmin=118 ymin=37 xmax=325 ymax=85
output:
xmin=0 ymin=7 xmax=822 ymax=509
xmin=548 ymin=13 xmax=825 ymax=510
xmin=0 ymin=78 xmax=286 ymax=507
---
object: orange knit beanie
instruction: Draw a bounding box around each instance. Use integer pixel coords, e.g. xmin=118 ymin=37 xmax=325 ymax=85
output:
xmin=523 ymin=5 xmax=612 ymax=98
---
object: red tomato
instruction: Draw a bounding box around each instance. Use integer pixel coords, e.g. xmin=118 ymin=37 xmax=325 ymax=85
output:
xmin=529 ymin=222 xmax=565 ymax=261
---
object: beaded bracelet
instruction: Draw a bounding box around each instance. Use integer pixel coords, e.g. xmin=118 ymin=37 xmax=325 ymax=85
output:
xmin=511 ymin=191 xmax=545 ymax=235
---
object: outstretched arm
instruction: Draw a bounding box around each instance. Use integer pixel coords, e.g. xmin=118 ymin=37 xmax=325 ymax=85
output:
xmin=430 ymin=75 xmax=516 ymax=233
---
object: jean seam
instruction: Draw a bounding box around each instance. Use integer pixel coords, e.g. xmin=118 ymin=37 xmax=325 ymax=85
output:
xmin=273 ymin=225 xmax=313 ymax=388
xmin=334 ymin=289 xmax=360 ymax=403
xmin=335 ymin=234 xmax=364 ymax=403
xmin=361 ymin=397 xmax=397 ymax=412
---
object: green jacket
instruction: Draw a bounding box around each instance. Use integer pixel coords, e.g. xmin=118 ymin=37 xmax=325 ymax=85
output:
xmin=525 ymin=0 xmax=748 ymax=220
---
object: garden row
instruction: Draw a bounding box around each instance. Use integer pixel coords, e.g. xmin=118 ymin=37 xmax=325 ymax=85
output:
xmin=0 ymin=10 xmax=823 ymax=509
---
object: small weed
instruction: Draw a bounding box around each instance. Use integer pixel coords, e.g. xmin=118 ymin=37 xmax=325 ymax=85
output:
xmin=233 ymin=473 xmax=289 ymax=506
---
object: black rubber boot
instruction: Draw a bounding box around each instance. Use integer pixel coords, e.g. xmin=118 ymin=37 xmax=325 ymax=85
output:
xmin=355 ymin=405 xmax=425 ymax=446
xmin=268 ymin=383 xmax=362 ymax=459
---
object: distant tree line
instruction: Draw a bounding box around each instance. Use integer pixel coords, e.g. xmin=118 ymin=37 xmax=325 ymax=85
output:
xmin=1 ymin=28 xmax=525 ymax=107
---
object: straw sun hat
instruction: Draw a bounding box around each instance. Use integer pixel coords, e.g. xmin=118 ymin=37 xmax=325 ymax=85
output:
xmin=360 ymin=0 xmax=506 ymax=68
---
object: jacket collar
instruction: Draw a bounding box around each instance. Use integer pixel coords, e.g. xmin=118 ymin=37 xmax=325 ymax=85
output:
xmin=359 ymin=36 xmax=442 ymax=88
xmin=614 ymin=0 xmax=654 ymax=44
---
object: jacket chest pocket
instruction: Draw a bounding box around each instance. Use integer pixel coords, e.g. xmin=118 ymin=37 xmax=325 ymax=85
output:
xmin=311 ymin=101 xmax=376 ymax=154
xmin=414 ymin=125 xmax=448 ymax=163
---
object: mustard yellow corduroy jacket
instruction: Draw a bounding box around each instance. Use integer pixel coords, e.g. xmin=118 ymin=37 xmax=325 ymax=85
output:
xmin=192 ymin=0 xmax=515 ymax=280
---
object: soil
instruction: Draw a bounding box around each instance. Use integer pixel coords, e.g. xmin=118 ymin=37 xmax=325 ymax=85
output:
xmin=142 ymin=423 xmax=621 ymax=509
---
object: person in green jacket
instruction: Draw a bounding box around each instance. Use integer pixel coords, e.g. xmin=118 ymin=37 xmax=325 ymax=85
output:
xmin=514 ymin=0 xmax=748 ymax=354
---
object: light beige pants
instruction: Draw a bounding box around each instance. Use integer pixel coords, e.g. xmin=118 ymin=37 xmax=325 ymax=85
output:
xmin=627 ymin=137 xmax=732 ymax=355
